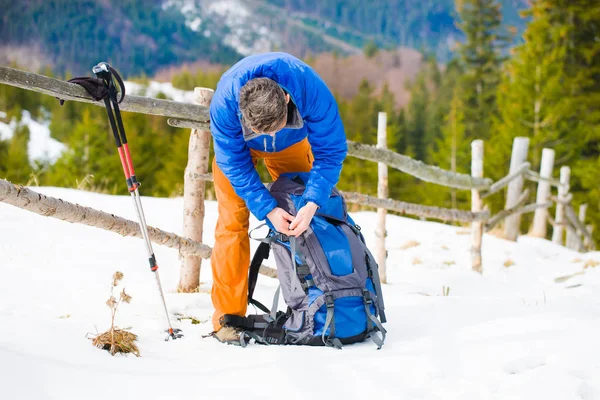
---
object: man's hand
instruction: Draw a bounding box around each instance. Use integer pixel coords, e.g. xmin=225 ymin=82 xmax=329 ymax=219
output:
xmin=289 ymin=202 xmax=319 ymax=237
xmin=267 ymin=207 xmax=294 ymax=235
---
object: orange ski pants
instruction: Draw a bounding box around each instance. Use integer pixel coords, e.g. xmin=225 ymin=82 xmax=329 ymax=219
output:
xmin=211 ymin=137 xmax=314 ymax=331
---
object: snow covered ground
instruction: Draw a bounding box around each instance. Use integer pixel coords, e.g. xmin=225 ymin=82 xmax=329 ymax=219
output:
xmin=1 ymin=187 xmax=599 ymax=400
xmin=124 ymin=81 xmax=196 ymax=104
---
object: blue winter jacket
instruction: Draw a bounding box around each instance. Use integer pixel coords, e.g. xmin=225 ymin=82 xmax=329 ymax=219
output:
xmin=210 ymin=52 xmax=348 ymax=221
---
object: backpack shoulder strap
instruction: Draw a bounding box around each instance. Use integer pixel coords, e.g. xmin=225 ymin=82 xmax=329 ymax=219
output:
xmin=248 ymin=241 xmax=271 ymax=314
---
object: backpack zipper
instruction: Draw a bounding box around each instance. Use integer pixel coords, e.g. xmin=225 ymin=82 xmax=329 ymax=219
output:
xmin=272 ymin=132 xmax=277 ymax=152
xmin=263 ymin=137 xmax=267 ymax=151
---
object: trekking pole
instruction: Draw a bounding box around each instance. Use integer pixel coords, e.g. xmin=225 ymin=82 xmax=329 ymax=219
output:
xmin=92 ymin=62 xmax=183 ymax=341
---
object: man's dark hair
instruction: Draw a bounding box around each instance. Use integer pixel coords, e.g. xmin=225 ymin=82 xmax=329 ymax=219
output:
xmin=239 ymin=78 xmax=287 ymax=133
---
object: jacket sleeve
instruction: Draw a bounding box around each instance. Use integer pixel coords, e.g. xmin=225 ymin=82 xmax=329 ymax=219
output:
xmin=301 ymin=69 xmax=348 ymax=208
xmin=210 ymin=94 xmax=278 ymax=221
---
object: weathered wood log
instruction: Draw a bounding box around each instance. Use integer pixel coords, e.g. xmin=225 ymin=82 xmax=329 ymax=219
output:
xmin=0 ymin=179 xmax=213 ymax=257
xmin=259 ymin=265 xmax=278 ymax=278
xmin=524 ymin=170 xmax=563 ymax=189
xmin=547 ymin=215 xmax=568 ymax=228
xmin=530 ymin=148 xmax=555 ymax=238
xmin=0 ymin=65 xmax=209 ymax=123
xmin=346 ymin=141 xmax=492 ymax=190
xmin=577 ymin=204 xmax=588 ymax=250
xmin=340 ymin=191 xmax=489 ymax=222
xmin=564 ymin=219 xmax=585 ymax=253
xmin=486 ymin=202 xmax=551 ymax=233
xmin=471 ymin=140 xmax=484 ymax=274
xmin=584 ymin=225 xmax=594 ymax=249
xmin=375 ymin=112 xmax=388 ymax=283
xmin=552 ymin=166 xmax=570 ymax=245
xmin=566 ymin=203 xmax=586 ymax=250
xmin=480 ymin=162 xmax=530 ymax=199
xmin=566 ymin=204 xmax=595 ymax=251
xmin=550 ymin=193 xmax=574 ymax=205
xmin=167 ymin=118 xmax=210 ymax=130
xmin=504 ymin=137 xmax=530 ymax=241
xmin=485 ymin=189 xmax=531 ymax=232
xmin=179 ymin=88 xmax=213 ymax=293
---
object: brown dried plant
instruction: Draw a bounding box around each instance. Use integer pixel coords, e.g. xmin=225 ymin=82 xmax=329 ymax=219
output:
xmin=90 ymin=271 xmax=139 ymax=357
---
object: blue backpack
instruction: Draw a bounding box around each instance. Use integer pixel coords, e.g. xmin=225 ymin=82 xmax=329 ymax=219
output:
xmin=220 ymin=173 xmax=387 ymax=349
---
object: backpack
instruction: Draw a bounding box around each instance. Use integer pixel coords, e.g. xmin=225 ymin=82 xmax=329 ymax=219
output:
xmin=220 ymin=172 xmax=387 ymax=349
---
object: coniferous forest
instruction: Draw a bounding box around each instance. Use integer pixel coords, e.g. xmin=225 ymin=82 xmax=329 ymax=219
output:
xmin=0 ymin=0 xmax=598 ymax=243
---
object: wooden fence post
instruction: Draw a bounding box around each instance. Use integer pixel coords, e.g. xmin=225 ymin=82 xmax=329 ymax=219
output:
xmin=584 ymin=225 xmax=594 ymax=250
xmin=471 ymin=140 xmax=484 ymax=274
xmin=504 ymin=137 xmax=530 ymax=241
xmin=552 ymin=166 xmax=570 ymax=245
xmin=530 ymin=148 xmax=555 ymax=238
xmin=578 ymin=204 xmax=588 ymax=251
xmin=375 ymin=112 xmax=388 ymax=283
xmin=178 ymin=87 xmax=214 ymax=293
xmin=567 ymin=203 xmax=588 ymax=251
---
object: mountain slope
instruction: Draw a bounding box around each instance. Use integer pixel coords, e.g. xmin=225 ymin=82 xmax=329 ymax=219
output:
xmin=0 ymin=0 xmax=242 ymax=76
xmin=0 ymin=0 xmax=529 ymax=77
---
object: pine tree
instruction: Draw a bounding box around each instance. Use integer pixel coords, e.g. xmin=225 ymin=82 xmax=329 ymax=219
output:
xmin=488 ymin=0 xmax=569 ymax=217
xmin=491 ymin=0 xmax=600 ymax=239
xmin=455 ymin=0 xmax=510 ymax=140
xmin=3 ymin=124 xmax=32 ymax=184
xmin=557 ymin=0 xmax=600 ymax=243
xmin=338 ymin=79 xmax=378 ymax=196
xmin=432 ymin=87 xmax=469 ymax=209
xmin=405 ymin=72 xmax=429 ymax=161
xmin=44 ymin=109 xmax=121 ymax=193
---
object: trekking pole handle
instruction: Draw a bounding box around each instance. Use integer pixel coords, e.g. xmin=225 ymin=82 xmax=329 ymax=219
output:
xmin=92 ymin=62 xmax=112 ymax=84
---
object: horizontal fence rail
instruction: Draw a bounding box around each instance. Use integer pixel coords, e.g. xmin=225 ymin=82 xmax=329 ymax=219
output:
xmin=347 ymin=141 xmax=493 ymax=191
xmin=0 ymin=65 xmax=210 ymax=124
xmin=0 ymin=178 xmax=212 ymax=258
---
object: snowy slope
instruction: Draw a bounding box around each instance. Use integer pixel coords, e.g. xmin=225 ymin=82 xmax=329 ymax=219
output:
xmin=124 ymin=81 xmax=196 ymax=103
xmin=1 ymin=187 xmax=600 ymax=400
xmin=0 ymin=110 xmax=65 ymax=163
xmin=162 ymin=0 xmax=280 ymax=56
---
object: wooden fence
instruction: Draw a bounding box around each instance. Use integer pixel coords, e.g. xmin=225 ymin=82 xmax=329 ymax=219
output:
xmin=0 ymin=65 xmax=595 ymax=291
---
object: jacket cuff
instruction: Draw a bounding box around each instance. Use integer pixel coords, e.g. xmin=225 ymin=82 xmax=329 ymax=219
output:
xmin=252 ymin=197 xmax=278 ymax=221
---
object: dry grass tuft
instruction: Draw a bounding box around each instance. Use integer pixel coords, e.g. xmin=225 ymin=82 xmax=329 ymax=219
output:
xmin=399 ymin=240 xmax=420 ymax=250
xmin=412 ymin=257 xmax=423 ymax=265
xmin=504 ymin=259 xmax=515 ymax=268
xmin=583 ymin=259 xmax=599 ymax=269
xmin=92 ymin=329 xmax=140 ymax=356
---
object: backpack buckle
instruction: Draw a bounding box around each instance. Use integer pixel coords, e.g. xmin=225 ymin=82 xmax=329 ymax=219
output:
xmin=325 ymin=294 xmax=335 ymax=309
xmin=362 ymin=289 xmax=373 ymax=305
